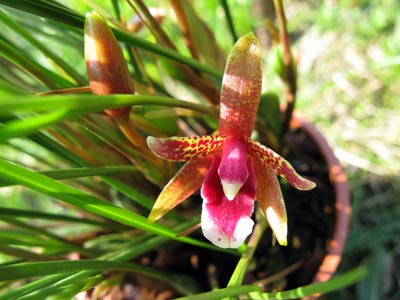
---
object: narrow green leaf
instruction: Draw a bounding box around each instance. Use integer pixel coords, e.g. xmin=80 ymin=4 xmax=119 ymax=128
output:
xmin=0 ymin=259 xmax=194 ymax=297
xmin=0 ymin=0 xmax=84 ymax=29
xmin=0 ymin=110 xmax=71 ymax=140
xmin=0 ymin=220 xmax=204 ymax=300
xmin=0 ymin=244 xmax=59 ymax=261
xmin=0 ymin=230 xmax=68 ymax=249
xmin=18 ymin=279 xmax=90 ymax=300
xmin=0 ymin=94 xmax=216 ymax=139
xmin=0 ymin=165 xmax=137 ymax=187
xmin=0 ymin=274 xmax=73 ymax=300
xmin=28 ymin=131 xmax=87 ymax=167
xmin=0 ymin=217 xmax=90 ymax=255
xmin=0 ymin=0 xmax=222 ymax=78
xmin=171 ymin=268 xmax=369 ymax=300
xmin=0 ymin=37 xmax=61 ymax=89
xmin=27 ymin=132 xmax=157 ymax=210
xmin=247 ymin=266 xmax=368 ymax=299
xmin=0 ymin=207 xmax=126 ymax=230
xmin=0 ymin=94 xmax=215 ymax=116
xmin=0 ymin=259 xmax=174 ymax=285
xmin=173 ymin=285 xmax=262 ymax=300
xmin=0 ymin=158 xmax=227 ymax=252
xmin=0 ymin=8 xmax=86 ymax=86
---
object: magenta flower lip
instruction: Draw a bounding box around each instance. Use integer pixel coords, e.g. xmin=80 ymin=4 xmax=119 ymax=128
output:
xmin=147 ymin=33 xmax=315 ymax=248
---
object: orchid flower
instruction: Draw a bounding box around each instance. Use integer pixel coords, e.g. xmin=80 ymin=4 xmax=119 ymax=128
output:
xmin=147 ymin=33 xmax=316 ymax=249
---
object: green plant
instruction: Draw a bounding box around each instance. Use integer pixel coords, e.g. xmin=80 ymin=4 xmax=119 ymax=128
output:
xmin=0 ymin=0 xmax=365 ymax=299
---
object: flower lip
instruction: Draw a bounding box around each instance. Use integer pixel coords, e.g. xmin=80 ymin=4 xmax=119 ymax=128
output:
xmin=201 ymin=157 xmax=256 ymax=248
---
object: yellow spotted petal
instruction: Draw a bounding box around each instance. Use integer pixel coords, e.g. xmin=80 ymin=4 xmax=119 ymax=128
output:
xmin=247 ymin=138 xmax=316 ymax=190
xmin=147 ymin=135 xmax=224 ymax=162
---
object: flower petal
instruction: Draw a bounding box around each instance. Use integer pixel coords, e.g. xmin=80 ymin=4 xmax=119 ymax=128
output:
xmin=218 ymin=32 xmax=262 ymax=137
xmin=247 ymin=138 xmax=316 ymax=190
xmin=201 ymin=157 xmax=256 ymax=248
xmin=254 ymin=163 xmax=287 ymax=246
xmin=218 ymin=136 xmax=248 ymax=200
xmin=148 ymin=158 xmax=212 ymax=223
xmin=147 ymin=136 xmax=224 ymax=162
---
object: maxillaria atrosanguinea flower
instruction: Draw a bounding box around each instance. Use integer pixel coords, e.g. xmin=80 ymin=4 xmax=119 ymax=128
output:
xmin=147 ymin=33 xmax=316 ymax=248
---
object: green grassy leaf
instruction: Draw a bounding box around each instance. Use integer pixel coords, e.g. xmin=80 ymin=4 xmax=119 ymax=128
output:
xmin=0 ymin=259 xmax=170 ymax=283
xmin=247 ymin=266 xmax=367 ymax=299
xmin=0 ymin=94 xmax=214 ymax=116
xmin=27 ymin=132 xmax=156 ymax=210
xmin=0 ymin=259 xmax=195 ymax=296
xmin=0 ymin=244 xmax=60 ymax=261
xmin=173 ymin=285 xmax=261 ymax=300
xmin=0 ymin=37 xmax=64 ymax=90
xmin=167 ymin=268 xmax=369 ymax=300
xmin=0 ymin=220 xmax=203 ymax=300
xmin=0 ymin=111 xmax=71 ymax=139
xmin=0 ymin=8 xmax=86 ymax=86
xmin=0 ymin=273 xmax=76 ymax=300
xmin=0 ymin=207 xmax=126 ymax=230
xmin=0 ymin=165 xmax=137 ymax=187
xmin=0 ymin=94 xmax=216 ymax=139
xmin=0 ymin=158 xmax=228 ymax=252
xmin=0 ymin=217 xmax=90 ymax=255
xmin=0 ymin=0 xmax=222 ymax=78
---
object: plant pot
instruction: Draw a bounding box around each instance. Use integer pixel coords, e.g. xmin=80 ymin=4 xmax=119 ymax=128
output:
xmin=290 ymin=112 xmax=351 ymax=298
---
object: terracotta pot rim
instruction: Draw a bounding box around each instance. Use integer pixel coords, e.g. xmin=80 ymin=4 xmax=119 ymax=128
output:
xmin=291 ymin=112 xmax=351 ymax=285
